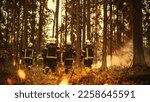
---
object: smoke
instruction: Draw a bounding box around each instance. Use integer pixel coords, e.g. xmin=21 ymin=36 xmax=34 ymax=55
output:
xmin=110 ymin=40 xmax=133 ymax=67
xmin=92 ymin=40 xmax=133 ymax=68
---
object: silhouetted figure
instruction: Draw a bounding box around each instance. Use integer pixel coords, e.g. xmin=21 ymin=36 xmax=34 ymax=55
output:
xmin=23 ymin=43 xmax=36 ymax=70
xmin=42 ymin=38 xmax=58 ymax=73
xmin=63 ymin=42 xmax=75 ymax=73
xmin=83 ymin=40 xmax=94 ymax=67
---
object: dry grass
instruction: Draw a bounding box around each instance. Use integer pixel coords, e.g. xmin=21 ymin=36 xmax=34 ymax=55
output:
xmin=1 ymin=64 xmax=150 ymax=85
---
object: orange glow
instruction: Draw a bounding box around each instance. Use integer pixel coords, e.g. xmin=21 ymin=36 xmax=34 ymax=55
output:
xmin=59 ymin=76 xmax=69 ymax=85
xmin=6 ymin=78 xmax=14 ymax=85
xmin=104 ymin=84 xmax=109 ymax=85
xmin=17 ymin=69 xmax=26 ymax=80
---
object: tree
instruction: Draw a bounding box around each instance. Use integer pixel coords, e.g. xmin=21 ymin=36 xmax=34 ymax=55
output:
xmin=76 ymin=0 xmax=81 ymax=68
xmin=64 ymin=0 xmax=68 ymax=45
xmin=87 ymin=0 xmax=91 ymax=40
xmin=70 ymin=0 xmax=75 ymax=46
xmin=23 ymin=0 xmax=28 ymax=49
xmin=101 ymin=0 xmax=108 ymax=68
xmin=55 ymin=0 xmax=59 ymax=45
xmin=109 ymin=0 xmax=113 ymax=65
xmin=82 ymin=0 xmax=86 ymax=45
xmin=131 ymin=0 xmax=148 ymax=68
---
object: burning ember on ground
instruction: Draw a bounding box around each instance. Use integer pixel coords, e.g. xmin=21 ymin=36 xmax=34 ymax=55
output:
xmin=17 ymin=69 xmax=26 ymax=80
xmin=6 ymin=78 xmax=14 ymax=85
xmin=59 ymin=76 xmax=69 ymax=85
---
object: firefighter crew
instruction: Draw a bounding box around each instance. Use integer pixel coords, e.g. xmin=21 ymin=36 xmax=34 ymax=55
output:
xmin=42 ymin=38 xmax=58 ymax=73
xmin=83 ymin=40 xmax=94 ymax=67
xmin=63 ymin=41 xmax=75 ymax=73
xmin=23 ymin=42 xmax=36 ymax=69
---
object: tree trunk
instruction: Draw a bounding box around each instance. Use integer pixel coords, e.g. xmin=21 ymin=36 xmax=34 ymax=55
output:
xmin=64 ymin=0 xmax=68 ymax=45
xmin=38 ymin=0 xmax=44 ymax=53
xmin=12 ymin=0 xmax=16 ymax=60
xmin=55 ymin=0 xmax=59 ymax=45
xmin=109 ymin=0 xmax=113 ymax=66
xmin=94 ymin=0 xmax=98 ymax=63
xmin=101 ymin=0 xmax=108 ymax=68
xmin=16 ymin=0 xmax=21 ymax=61
xmin=71 ymin=0 xmax=74 ymax=46
xmin=87 ymin=0 xmax=91 ymax=40
xmin=76 ymin=0 xmax=81 ymax=68
xmin=116 ymin=9 xmax=121 ymax=44
xmin=82 ymin=0 xmax=86 ymax=45
xmin=132 ymin=0 xmax=147 ymax=67
xmin=23 ymin=0 xmax=28 ymax=49
xmin=31 ymin=0 xmax=35 ymax=47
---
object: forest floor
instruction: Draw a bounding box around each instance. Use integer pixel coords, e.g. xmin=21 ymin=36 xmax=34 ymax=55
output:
xmin=1 ymin=63 xmax=150 ymax=85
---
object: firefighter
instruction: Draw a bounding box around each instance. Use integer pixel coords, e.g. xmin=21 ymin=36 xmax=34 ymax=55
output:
xmin=42 ymin=38 xmax=58 ymax=73
xmin=23 ymin=42 xmax=35 ymax=70
xmin=63 ymin=41 xmax=75 ymax=73
xmin=83 ymin=40 xmax=94 ymax=67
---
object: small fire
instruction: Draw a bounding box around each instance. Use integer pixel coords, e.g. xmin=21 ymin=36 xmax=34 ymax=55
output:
xmin=17 ymin=69 xmax=26 ymax=80
xmin=59 ymin=76 xmax=69 ymax=85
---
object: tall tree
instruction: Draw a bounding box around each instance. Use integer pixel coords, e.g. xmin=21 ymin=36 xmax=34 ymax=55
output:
xmin=64 ymin=0 xmax=68 ymax=45
xmin=109 ymin=0 xmax=113 ymax=65
xmin=70 ymin=0 xmax=75 ymax=46
xmin=87 ymin=0 xmax=91 ymax=40
xmin=55 ymin=0 xmax=59 ymax=45
xmin=23 ymin=0 xmax=28 ymax=49
xmin=93 ymin=0 xmax=99 ymax=63
xmin=131 ymin=0 xmax=147 ymax=67
xmin=82 ymin=0 xmax=86 ymax=45
xmin=101 ymin=0 xmax=108 ymax=68
xmin=38 ymin=0 xmax=45 ymax=53
xmin=76 ymin=0 xmax=81 ymax=67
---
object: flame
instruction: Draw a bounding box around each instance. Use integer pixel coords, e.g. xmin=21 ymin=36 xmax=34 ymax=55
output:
xmin=17 ymin=69 xmax=26 ymax=80
xmin=59 ymin=76 xmax=69 ymax=85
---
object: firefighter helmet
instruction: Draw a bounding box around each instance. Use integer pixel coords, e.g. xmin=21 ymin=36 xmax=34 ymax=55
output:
xmin=85 ymin=40 xmax=91 ymax=45
xmin=51 ymin=38 xmax=56 ymax=44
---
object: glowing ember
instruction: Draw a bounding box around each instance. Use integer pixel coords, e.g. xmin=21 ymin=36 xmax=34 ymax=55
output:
xmin=104 ymin=84 xmax=109 ymax=85
xmin=59 ymin=76 xmax=69 ymax=85
xmin=6 ymin=78 xmax=13 ymax=85
xmin=17 ymin=69 xmax=26 ymax=80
